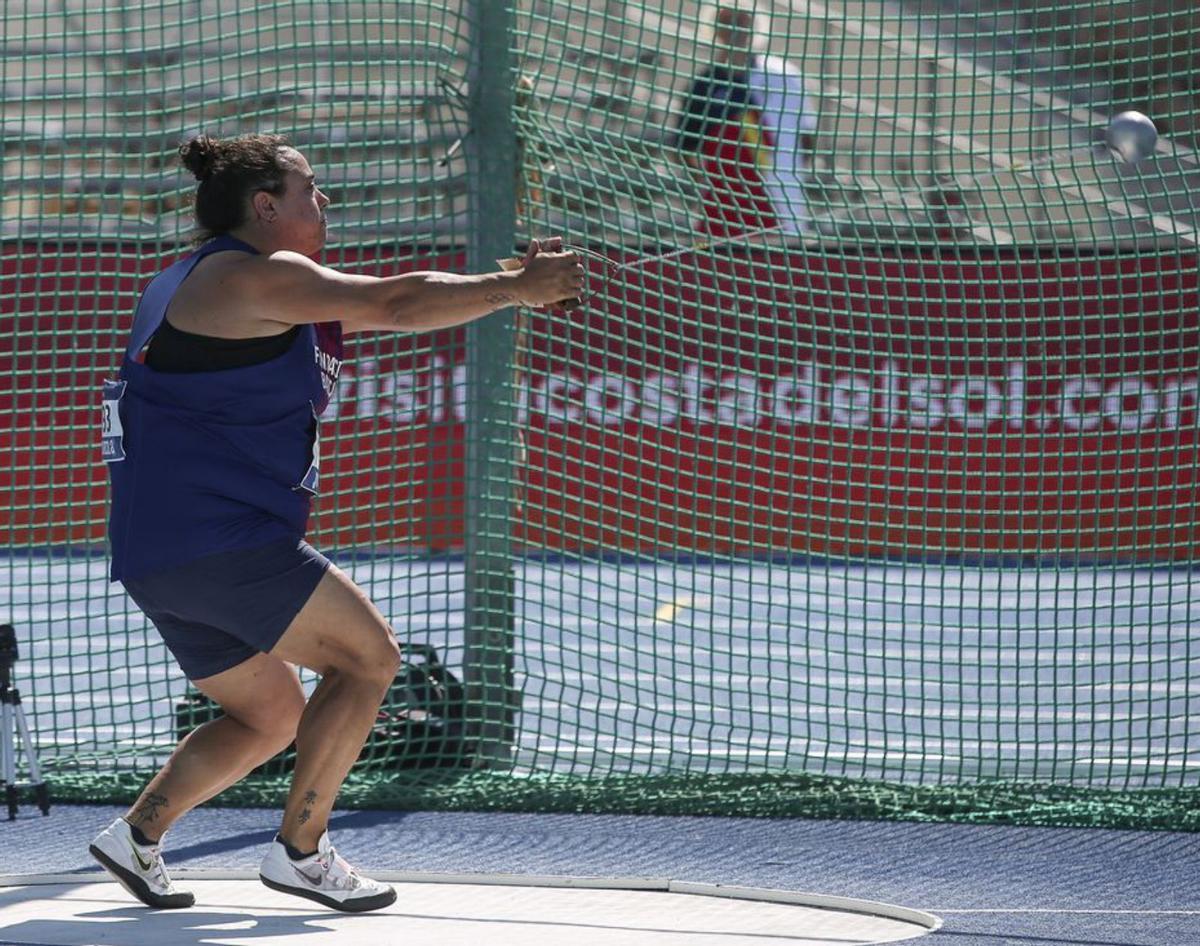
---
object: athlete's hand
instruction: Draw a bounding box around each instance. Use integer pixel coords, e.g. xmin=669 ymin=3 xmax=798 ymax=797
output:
xmin=513 ymin=237 xmax=585 ymax=309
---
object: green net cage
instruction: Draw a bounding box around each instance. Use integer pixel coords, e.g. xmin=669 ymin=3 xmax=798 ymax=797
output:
xmin=2 ymin=1 xmax=1198 ymax=830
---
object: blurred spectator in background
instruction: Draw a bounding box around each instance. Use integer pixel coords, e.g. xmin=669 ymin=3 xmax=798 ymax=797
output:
xmin=673 ymin=1 xmax=818 ymax=242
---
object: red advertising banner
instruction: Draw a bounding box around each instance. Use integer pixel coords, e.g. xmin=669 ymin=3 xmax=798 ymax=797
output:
xmin=3 ymin=243 xmax=1198 ymax=558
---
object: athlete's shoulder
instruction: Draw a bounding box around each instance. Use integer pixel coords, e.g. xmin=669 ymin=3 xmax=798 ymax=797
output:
xmin=266 ymin=249 xmax=322 ymax=267
xmin=213 ymin=249 xmax=326 ymax=293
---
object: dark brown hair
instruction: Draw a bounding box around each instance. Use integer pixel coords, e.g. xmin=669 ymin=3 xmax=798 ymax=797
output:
xmin=178 ymin=133 xmax=294 ymax=241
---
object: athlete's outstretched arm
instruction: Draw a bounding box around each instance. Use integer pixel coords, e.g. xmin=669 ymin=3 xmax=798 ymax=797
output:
xmin=238 ymin=240 xmax=583 ymax=334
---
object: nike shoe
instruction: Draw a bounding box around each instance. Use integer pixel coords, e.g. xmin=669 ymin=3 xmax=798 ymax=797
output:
xmin=259 ymin=831 xmax=396 ymax=913
xmin=88 ymin=818 xmax=195 ymax=909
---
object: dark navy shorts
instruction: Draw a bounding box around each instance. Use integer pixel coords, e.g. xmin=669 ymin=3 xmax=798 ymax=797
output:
xmin=122 ymin=537 xmax=332 ymax=681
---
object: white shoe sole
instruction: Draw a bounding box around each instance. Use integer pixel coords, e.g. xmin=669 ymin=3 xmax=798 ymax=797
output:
xmin=260 ymin=872 xmax=397 ymax=913
xmin=89 ymin=843 xmax=195 ymax=910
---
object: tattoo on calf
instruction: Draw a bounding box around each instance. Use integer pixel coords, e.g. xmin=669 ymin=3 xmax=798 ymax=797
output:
xmin=131 ymin=792 xmax=168 ymax=826
xmin=298 ymin=790 xmax=318 ymax=826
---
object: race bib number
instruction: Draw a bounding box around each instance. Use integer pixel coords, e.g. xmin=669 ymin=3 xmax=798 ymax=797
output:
xmin=100 ymin=380 xmax=127 ymax=463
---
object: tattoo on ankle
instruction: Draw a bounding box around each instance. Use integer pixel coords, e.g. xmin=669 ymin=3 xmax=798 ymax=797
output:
xmin=131 ymin=792 xmax=168 ymax=826
xmin=298 ymin=790 xmax=318 ymax=826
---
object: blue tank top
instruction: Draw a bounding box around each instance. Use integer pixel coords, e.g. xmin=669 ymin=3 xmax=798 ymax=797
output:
xmin=103 ymin=235 xmax=343 ymax=581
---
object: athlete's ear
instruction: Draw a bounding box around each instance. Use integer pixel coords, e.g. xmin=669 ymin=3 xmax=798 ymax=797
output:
xmin=251 ymin=190 xmax=277 ymax=222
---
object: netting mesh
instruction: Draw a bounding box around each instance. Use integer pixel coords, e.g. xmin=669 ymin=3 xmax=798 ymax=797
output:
xmin=3 ymin=1 xmax=1199 ymax=831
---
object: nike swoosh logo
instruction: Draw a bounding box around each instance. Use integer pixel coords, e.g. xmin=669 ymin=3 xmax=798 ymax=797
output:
xmin=292 ymin=864 xmax=325 ymax=887
xmin=130 ymin=843 xmax=154 ymax=873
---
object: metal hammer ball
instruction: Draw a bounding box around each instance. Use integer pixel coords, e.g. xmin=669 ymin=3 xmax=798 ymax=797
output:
xmin=1105 ymin=111 xmax=1158 ymax=164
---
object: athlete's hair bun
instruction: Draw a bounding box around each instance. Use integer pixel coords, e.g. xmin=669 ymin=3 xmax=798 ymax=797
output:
xmin=179 ymin=135 xmax=222 ymax=180
xmin=179 ymin=132 xmax=293 ymax=242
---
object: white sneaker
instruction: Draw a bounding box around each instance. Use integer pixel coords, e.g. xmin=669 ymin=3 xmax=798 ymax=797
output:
xmin=259 ymin=831 xmax=396 ymax=913
xmin=88 ymin=818 xmax=195 ymax=909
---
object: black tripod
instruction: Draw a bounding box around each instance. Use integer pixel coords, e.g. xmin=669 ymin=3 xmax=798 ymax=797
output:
xmin=0 ymin=624 xmax=50 ymax=820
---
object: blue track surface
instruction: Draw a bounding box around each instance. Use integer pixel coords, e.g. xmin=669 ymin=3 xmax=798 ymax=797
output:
xmin=3 ymin=803 xmax=1198 ymax=945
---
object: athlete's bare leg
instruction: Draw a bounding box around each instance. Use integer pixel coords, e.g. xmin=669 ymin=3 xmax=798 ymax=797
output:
xmin=268 ymin=564 xmax=402 ymax=853
xmin=124 ymin=655 xmax=306 ymax=842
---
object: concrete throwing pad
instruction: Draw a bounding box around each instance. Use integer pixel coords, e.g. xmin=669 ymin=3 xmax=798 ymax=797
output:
xmin=0 ymin=874 xmax=939 ymax=946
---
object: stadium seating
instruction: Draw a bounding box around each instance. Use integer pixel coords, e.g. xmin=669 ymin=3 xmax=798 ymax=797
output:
xmin=3 ymin=1 xmax=1197 ymax=248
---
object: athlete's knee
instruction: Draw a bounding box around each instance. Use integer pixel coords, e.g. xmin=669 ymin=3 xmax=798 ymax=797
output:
xmin=260 ymin=712 xmax=301 ymax=755
xmin=358 ymin=634 xmax=403 ymax=692
xmin=269 ymin=687 xmax=306 ymax=746
xmin=324 ymin=629 xmax=401 ymax=692
xmin=225 ymin=685 xmax=304 ymax=749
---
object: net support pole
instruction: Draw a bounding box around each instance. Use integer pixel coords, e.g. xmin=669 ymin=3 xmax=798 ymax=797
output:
xmin=462 ymin=0 xmax=520 ymax=767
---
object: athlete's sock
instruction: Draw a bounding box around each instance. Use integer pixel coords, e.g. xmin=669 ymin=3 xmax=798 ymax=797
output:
xmin=124 ymin=821 xmax=157 ymax=847
xmin=277 ymin=833 xmax=319 ymax=861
